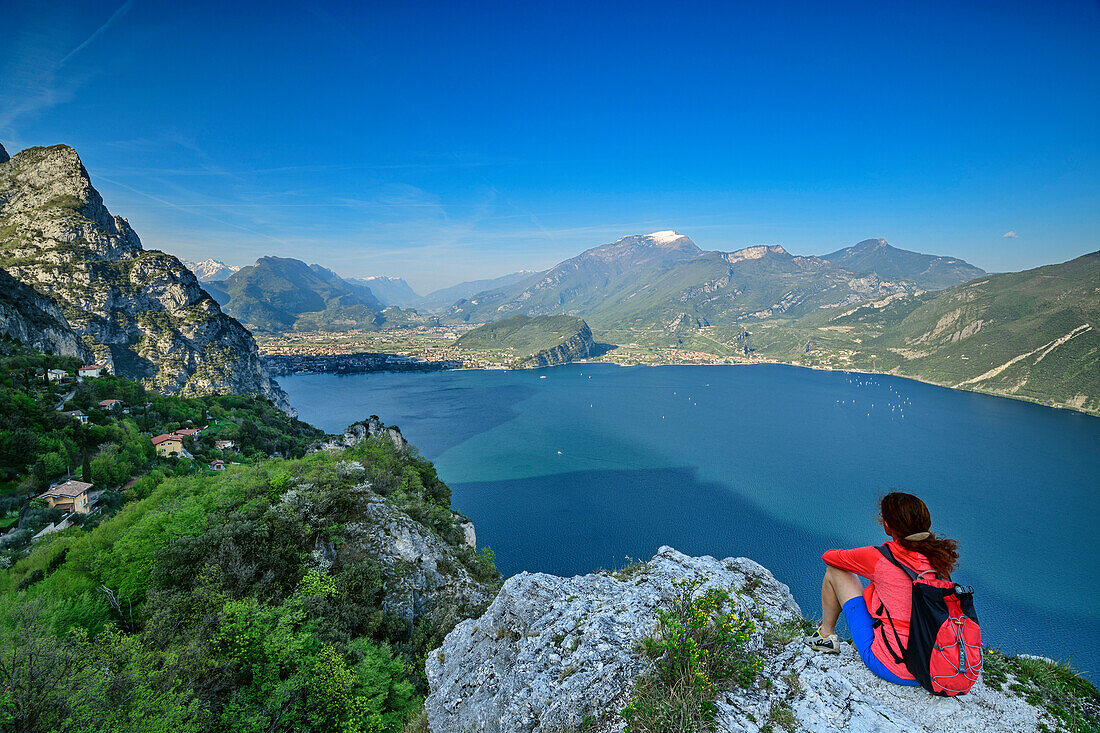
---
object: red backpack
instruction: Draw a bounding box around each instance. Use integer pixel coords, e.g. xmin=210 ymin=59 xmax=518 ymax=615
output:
xmin=876 ymin=544 xmax=983 ymax=696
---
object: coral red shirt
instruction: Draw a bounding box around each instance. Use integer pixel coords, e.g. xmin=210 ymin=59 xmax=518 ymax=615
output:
xmin=822 ymin=541 xmax=937 ymax=680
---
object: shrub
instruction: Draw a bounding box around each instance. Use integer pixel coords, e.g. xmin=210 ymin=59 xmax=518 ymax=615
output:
xmin=621 ymin=579 xmax=762 ymax=732
xmin=17 ymin=568 xmax=45 ymax=591
xmin=46 ymin=547 xmax=69 ymax=574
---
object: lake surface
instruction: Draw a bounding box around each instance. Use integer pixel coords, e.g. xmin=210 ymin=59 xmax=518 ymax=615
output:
xmin=282 ymin=363 xmax=1100 ymax=676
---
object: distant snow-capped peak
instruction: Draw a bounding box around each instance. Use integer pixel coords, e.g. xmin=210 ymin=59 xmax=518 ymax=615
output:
xmin=647 ymin=230 xmax=687 ymax=244
xmin=184 ymin=258 xmax=240 ymax=281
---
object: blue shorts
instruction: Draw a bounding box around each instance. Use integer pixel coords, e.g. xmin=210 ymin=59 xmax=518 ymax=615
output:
xmin=842 ymin=596 xmax=920 ymax=686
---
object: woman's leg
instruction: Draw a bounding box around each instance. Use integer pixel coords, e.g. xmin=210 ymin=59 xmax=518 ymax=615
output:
xmin=819 ymin=565 xmax=864 ymax=636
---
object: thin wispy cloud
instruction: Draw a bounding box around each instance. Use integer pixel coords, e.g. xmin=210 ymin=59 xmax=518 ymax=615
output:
xmin=59 ymin=0 xmax=137 ymax=66
xmin=1002 ymin=231 xmax=1019 ymax=239
xmin=96 ymin=174 xmax=295 ymax=247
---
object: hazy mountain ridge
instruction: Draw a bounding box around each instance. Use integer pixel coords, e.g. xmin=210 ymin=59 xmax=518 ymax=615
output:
xmin=219 ymin=256 xmax=384 ymax=332
xmin=415 ymin=270 xmax=539 ymax=312
xmin=350 ymin=275 xmax=422 ymax=307
xmin=823 ymin=238 xmax=986 ymax=290
xmin=0 ymin=143 xmax=291 ymax=411
xmin=217 ymin=256 xmax=441 ymax=332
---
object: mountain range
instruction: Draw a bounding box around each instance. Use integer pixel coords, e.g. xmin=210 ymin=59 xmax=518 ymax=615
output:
xmin=445 ymin=231 xmax=983 ymax=338
xmin=821 ymin=238 xmax=985 ymax=290
xmin=205 ymin=257 xmax=544 ymax=331
xmin=210 ymin=256 xmax=386 ymax=332
xmin=349 ymin=275 xmax=421 ymax=307
xmin=359 ymin=270 xmax=538 ymax=311
xmin=0 ymin=140 xmax=1094 ymax=415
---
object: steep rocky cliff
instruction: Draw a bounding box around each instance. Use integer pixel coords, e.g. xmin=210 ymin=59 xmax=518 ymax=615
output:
xmin=518 ymin=320 xmax=596 ymax=367
xmin=426 ymin=547 xmax=1080 ymax=733
xmin=0 ymin=143 xmax=291 ymax=411
xmin=455 ymin=314 xmax=596 ymax=367
xmin=0 ymin=265 xmax=90 ymax=359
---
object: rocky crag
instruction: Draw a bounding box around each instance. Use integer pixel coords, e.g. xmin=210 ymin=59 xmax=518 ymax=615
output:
xmin=455 ymin=314 xmax=597 ymax=367
xmin=307 ymin=420 xmax=496 ymax=631
xmin=310 ymin=416 xmax=408 ymax=453
xmin=519 ymin=320 xmax=596 ymax=367
xmin=426 ymin=547 xmax=1072 ymax=733
xmin=0 ymin=143 xmax=291 ymax=411
xmin=0 ymin=265 xmax=90 ymax=359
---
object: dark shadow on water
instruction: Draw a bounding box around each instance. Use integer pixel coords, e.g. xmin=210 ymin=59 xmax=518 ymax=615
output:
xmin=282 ymin=374 xmax=541 ymax=458
xmin=451 ymin=465 xmax=1098 ymax=674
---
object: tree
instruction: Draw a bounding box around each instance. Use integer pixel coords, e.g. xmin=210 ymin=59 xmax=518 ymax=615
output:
xmin=0 ymin=599 xmax=82 ymax=732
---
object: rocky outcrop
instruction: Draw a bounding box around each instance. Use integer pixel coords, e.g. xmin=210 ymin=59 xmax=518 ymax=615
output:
xmin=518 ymin=321 xmax=596 ymax=367
xmin=426 ymin=547 xmax=1058 ymax=733
xmin=276 ymin=447 xmax=494 ymax=644
xmin=0 ymin=266 xmax=90 ymax=359
xmin=343 ymin=494 xmax=492 ymax=622
xmin=310 ymin=416 xmax=407 ymax=453
xmin=0 ymin=144 xmax=291 ymax=412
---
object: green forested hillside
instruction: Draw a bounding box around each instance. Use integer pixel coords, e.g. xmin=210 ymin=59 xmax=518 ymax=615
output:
xmin=220 ymin=257 xmax=383 ymax=332
xmin=455 ymin=315 xmax=588 ymax=355
xmin=766 ymin=251 xmax=1100 ymax=414
xmin=0 ymin=345 xmax=499 ymax=733
xmin=866 ymin=251 xmax=1099 ymax=411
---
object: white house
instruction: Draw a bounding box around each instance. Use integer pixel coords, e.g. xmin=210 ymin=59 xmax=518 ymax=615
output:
xmin=61 ymin=410 xmax=89 ymax=425
xmin=78 ymin=364 xmax=107 ymax=378
xmin=47 ymin=368 xmax=67 ymax=382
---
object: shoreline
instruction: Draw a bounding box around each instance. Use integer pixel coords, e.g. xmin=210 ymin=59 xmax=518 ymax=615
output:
xmin=276 ymin=357 xmax=1100 ymax=419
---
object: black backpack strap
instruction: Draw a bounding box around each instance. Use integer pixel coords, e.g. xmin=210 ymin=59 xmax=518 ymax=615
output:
xmin=876 ymin=602 xmax=908 ymax=666
xmin=877 ymin=543 xmax=919 ymax=580
xmin=874 ymin=544 xmax=917 ymax=667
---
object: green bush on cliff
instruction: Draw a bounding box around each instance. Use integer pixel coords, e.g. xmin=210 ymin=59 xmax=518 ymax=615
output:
xmin=621 ymin=579 xmax=762 ymax=732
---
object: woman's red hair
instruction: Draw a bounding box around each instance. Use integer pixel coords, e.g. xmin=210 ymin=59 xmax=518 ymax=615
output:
xmin=880 ymin=492 xmax=959 ymax=579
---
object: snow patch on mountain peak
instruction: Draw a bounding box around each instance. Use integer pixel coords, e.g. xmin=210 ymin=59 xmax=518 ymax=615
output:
xmin=647 ymin=230 xmax=686 ymax=244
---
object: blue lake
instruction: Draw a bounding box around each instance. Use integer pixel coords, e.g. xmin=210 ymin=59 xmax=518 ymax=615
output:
xmin=281 ymin=363 xmax=1100 ymax=676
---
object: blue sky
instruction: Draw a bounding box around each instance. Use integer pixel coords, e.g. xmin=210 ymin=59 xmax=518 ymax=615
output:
xmin=2 ymin=0 xmax=1098 ymax=293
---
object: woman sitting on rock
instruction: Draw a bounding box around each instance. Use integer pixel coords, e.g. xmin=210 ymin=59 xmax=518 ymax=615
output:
xmin=807 ymin=491 xmax=959 ymax=686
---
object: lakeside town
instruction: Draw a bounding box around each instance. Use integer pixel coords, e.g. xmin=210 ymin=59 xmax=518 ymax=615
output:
xmin=255 ymin=326 xmax=758 ymax=374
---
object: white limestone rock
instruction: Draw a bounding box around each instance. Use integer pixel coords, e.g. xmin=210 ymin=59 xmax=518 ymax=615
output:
xmin=425 ymin=547 xmax=1057 ymax=733
xmin=0 ymin=267 xmax=90 ymax=359
xmin=342 ymin=496 xmax=493 ymax=623
xmin=310 ymin=416 xmax=408 ymax=453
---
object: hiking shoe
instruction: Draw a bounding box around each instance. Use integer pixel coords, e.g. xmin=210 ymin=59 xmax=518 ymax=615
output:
xmin=806 ymin=628 xmax=841 ymax=654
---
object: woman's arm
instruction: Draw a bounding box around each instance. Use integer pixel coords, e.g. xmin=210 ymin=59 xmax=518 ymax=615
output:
xmin=822 ymin=546 xmax=881 ymax=580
